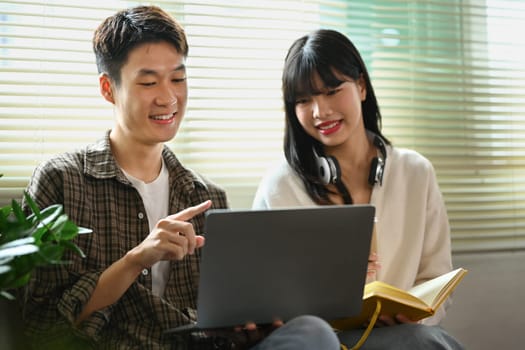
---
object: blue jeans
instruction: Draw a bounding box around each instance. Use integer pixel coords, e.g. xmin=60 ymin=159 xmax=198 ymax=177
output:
xmin=337 ymin=324 xmax=465 ymax=350
xmin=252 ymin=315 xmax=340 ymax=350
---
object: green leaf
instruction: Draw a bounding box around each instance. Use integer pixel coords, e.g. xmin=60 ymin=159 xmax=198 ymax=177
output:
xmin=7 ymin=272 xmax=31 ymax=289
xmin=10 ymin=200 xmax=26 ymax=225
xmin=23 ymin=191 xmax=41 ymax=218
xmin=30 ymin=226 xmax=48 ymax=243
xmin=61 ymin=241 xmax=86 ymax=259
xmin=38 ymin=244 xmax=65 ymax=263
xmin=57 ymin=221 xmax=79 ymax=240
xmin=0 ymin=205 xmax=11 ymax=219
xmin=1 ymin=190 xmax=91 ymax=298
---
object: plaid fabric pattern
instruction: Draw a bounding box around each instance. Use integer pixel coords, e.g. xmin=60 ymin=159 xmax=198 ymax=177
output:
xmin=21 ymin=131 xmax=229 ymax=350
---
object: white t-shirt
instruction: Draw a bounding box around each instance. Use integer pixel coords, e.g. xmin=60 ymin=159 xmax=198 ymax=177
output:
xmin=123 ymin=160 xmax=170 ymax=297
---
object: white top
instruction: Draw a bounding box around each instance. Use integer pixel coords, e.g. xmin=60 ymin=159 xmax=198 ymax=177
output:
xmin=123 ymin=160 xmax=170 ymax=297
xmin=252 ymin=146 xmax=453 ymax=324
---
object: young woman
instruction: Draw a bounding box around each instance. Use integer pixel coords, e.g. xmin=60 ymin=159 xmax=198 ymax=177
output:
xmin=252 ymin=29 xmax=464 ymax=350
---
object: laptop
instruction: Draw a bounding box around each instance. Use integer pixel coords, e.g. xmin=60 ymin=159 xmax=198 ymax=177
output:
xmin=166 ymin=204 xmax=375 ymax=333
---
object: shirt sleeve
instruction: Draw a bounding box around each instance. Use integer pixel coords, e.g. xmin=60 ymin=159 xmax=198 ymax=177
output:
xmin=417 ymin=160 xmax=453 ymax=325
xmin=21 ymin=158 xmax=113 ymax=344
xmin=252 ymin=160 xmax=316 ymax=209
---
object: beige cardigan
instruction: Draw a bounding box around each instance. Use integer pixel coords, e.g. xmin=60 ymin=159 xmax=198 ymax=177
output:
xmin=252 ymin=145 xmax=453 ymax=325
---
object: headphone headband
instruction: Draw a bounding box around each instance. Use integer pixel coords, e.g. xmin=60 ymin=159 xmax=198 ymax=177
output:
xmin=371 ymin=134 xmax=387 ymax=185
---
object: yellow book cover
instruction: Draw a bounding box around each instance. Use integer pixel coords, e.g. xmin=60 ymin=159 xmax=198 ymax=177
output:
xmin=331 ymin=267 xmax=468 ymax=330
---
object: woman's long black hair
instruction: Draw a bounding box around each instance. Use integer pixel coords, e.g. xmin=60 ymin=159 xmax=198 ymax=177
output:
xmin=282 ymin=29 xmax=390 ymax=204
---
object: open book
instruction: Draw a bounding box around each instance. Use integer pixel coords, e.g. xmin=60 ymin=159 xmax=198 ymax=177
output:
xmin=331 ymin=267 xmax=468 ymax=330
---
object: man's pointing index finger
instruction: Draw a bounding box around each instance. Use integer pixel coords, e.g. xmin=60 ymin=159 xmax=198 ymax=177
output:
xmin=171 ymin=200 xmax=212 ymax=221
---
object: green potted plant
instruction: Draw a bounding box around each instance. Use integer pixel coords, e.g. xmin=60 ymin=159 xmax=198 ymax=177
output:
xmin=0 ymin=173 xmax=91 ymax=349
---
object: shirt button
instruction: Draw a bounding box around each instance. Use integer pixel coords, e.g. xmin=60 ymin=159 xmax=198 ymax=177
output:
xmin=138 ymin=212 xmax=144 ymax=219
xmin=142 ymin=269 xmax=149 ymax=276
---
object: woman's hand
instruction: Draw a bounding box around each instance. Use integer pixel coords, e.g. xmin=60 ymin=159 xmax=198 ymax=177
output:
xmin=366 ymin=252 xmax=381 ymax=283
xmin=376 ymin=313 xmax=419 ymax=327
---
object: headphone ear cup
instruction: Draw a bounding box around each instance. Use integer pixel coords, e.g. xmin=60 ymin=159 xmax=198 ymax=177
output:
xmin=326 ymin=156 xmax=341 ymax=184
xmin=314 ymin=149 xmax=341 ymax=185
xmin=315 ymin=155 xmax=332 ymax=185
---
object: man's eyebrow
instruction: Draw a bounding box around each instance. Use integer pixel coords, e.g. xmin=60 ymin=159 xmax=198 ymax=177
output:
xmin=174 ymin=63 xmax=186 ymax=72
xmin=137 ymin=64 xmax=186 ymax=77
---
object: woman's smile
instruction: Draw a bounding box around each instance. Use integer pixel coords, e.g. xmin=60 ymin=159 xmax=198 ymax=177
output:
xmin=316 ymin=119 xmax=342 ymax=135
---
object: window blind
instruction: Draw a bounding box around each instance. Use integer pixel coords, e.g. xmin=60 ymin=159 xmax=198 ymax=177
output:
xmin=1 ymin=0 xmax=524 ymax=252
xmin=343 ymin=0 xmax=525 ymax=252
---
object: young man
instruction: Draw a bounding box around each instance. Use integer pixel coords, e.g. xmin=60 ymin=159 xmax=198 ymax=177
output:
xmin=20 ymin=5 xmax=340 ymax=350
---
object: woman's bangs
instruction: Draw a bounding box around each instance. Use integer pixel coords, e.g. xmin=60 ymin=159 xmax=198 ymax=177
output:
xmin=286 ymin=64 xmax=346 ymax=104
xmin=286 ymin=60 xmax=318 ymax=103
xmin=317 ymin=64 xmax=344 ymax=88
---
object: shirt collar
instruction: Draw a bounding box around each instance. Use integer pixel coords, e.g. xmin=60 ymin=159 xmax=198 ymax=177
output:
xmin=83 ymin=130 xmax=209 ymax=194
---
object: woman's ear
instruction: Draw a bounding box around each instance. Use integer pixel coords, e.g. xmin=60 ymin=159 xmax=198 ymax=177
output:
xmin=99 ymin=74 xmax=115 ymax=104
xmin=358 ymin=74 xmax=367 ymax=101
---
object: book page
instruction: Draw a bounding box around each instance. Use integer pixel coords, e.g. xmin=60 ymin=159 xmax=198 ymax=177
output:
xmin=365 ymin=281 xmax=427 ymax=309
xmin=408 ymin=268 xmax=466 ymax=307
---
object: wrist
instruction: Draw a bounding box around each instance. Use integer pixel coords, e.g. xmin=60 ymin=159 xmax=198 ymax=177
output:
xmin=124 ymin=247 xmax=147 ymax=276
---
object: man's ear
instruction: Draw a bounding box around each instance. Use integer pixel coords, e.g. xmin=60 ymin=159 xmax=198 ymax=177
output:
xmin=99 ymin=74 xmax=115 ymax=104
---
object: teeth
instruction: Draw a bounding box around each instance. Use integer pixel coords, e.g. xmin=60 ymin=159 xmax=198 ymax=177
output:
xmin=319 ymin=121 xmax=338 ymax=130
xmin=150 ymin=113 xmax=173 ymax=120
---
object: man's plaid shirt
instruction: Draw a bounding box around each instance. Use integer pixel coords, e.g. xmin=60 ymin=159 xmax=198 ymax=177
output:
xmin=21 ymin=131 xmax=229 ymax=349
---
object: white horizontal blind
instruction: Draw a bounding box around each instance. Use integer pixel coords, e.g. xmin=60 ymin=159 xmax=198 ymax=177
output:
xmin=342 ymin=0 xmax=525 ymax=252
xmin=0 ymin=0 xmax=118 ymax=204
xmin=0 ymin=0 xmax=331 ymax=206
xmin=170 ymin=0 xmax=331 ymax=207
xmin=1 ymin=0 xmax=524 ymax=252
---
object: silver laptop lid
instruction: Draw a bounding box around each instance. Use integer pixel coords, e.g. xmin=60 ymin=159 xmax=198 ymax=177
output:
xmin=195 ymin=204 xmax=375 ymax=328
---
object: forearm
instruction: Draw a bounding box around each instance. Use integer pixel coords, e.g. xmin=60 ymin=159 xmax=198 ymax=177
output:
xmin=76 ymin=251 xmax=143 ymax=324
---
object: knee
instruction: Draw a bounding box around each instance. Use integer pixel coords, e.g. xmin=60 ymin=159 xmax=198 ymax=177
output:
xmin=285 ymin=315 xmax=339 ymax=347
xmin=403 ymin=324 xmax=465 ymax=350
xmin=287 ymin=315 xmax=333 ymax=332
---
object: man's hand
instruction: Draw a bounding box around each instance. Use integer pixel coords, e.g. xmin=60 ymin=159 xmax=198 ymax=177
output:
xmin=206 ymin=320 xmax=284 ymax=349
xmin=76 ymin=200 xmax=213 ymax=325
xmin=128 ymin=200 xmax=212 ymax=269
